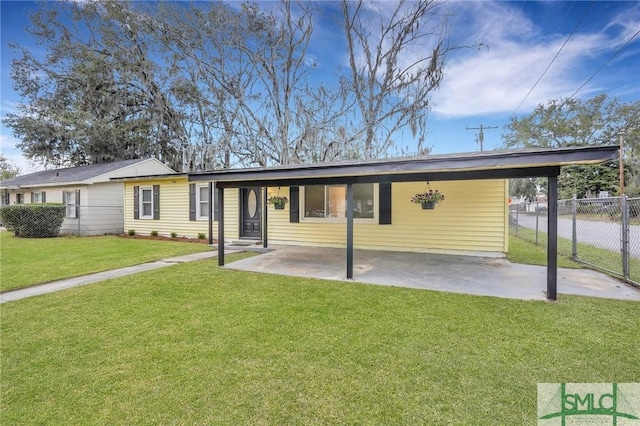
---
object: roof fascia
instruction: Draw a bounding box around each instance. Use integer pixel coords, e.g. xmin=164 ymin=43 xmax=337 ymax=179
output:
xmin=209 ymin=166 xmax=562 ymax=189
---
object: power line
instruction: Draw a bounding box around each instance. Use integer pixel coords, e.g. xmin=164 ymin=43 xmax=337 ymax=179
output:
xmin=564 ymin=28 xmax=640 ymax=102
xmin=510 ymin=0 xmax=594 ymax=118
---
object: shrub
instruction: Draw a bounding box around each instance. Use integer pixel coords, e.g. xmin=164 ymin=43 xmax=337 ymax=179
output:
xmin=0 ymin=204 xmax=65 ymax=238
xmin=150 ymin=230 xmax=159 ymax=237
xmin=170 ymin=232 xmax=177 ymax=239
xmin=128 ymin=229 xmax=136 ymax=236
xmin=198 ymin=232 xmax=206 ymax=240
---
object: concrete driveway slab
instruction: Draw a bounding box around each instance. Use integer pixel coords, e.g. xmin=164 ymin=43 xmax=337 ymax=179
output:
xmin=225 ymin=246 xmax=640 ymax=301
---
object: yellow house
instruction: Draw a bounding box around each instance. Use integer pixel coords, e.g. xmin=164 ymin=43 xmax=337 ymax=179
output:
xmin=187 ymin=145 xmax=618 ymax=301
xmin=118 ymin=146 xmax=618 ymax=301
xmin=261 ymin=180 xmax=508 ymax=256
xmin=119 ymin=175 xmax=508 ymax=257
xmin=120 ymin=174 xmax=236 ymax=241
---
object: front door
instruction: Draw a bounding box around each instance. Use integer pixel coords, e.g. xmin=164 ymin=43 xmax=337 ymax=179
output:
xmin=240 ymin=187 xmax=261 ymax=239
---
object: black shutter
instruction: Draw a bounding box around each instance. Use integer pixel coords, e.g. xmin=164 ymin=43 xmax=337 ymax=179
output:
xmin=42 ymin=192 xmax=46 ymax=203
xmin=133 ymin=186 xmax=139 ymax=219
xmin=289 ymin=186 xmax=299 ymax=223
xmin=379 ymin=183 xmax=392 ymax=225
xmin=30 ymin=192 xmax=34 ymax=203
xmin=213 ymin=186 xmax=220 ymax=221
xmin=153 ymin=185 xmax=160 ymax=220
xmin=75 ymin=190 xmax=81 ymax=218
xmin=189 ymin=184 xmax=196 ymax=221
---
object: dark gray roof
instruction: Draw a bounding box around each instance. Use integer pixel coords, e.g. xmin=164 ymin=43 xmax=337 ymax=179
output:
xmin=189 ymin=145 xmax=619 ymax=188
xmin=1 ymin=159 xmax=150 ymax=188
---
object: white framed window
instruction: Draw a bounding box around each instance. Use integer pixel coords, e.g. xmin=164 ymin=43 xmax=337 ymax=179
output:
xmin=16 ymin=193 xmax=24 ymax=204
xmin=65 ymin=190 xmax=78 ymax=218
xmin=303 ymin=184 xmax=375 ymax=221
xmin=139 ymin=187 xmax=153 ymax=219
xmin=197 ymin=185 xmax=209 ymax=219
xmin=33 ymin=192 xmax=43 ymax=203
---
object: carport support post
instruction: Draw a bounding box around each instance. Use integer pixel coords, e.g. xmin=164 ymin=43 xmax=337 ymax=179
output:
xmin=217 ymin=186 xmax=225 ymax=267
xmin=263 ymin=187 xmax=268 ymax=248
xmin=208 ymin=182 xmax=214 ymax=246
xmin=547 ymin=175 xmax=558 ymax=301
xmin=346 ymin=183 xmax=354 ymax=279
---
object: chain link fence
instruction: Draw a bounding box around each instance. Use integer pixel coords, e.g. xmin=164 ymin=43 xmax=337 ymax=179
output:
xmin=510 ymin=197 xmax=640 ymax=287
xmin=1 ymin=205 xmax=124 ymax=237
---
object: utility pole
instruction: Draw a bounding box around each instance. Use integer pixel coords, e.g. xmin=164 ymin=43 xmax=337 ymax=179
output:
xmin=466 ymin=124 xmax=498 ymax=151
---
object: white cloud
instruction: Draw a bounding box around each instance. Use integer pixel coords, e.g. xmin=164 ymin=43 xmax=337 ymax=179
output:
xmin=430 ymin=1 xmax=639 ymax=118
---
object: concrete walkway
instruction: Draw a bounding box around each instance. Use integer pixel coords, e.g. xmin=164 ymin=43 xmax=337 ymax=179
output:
xmin=1 ymin=250 xmax=238 ymax=304
xmin=4 ymin=245 xmax=639 ymax=303
xmin=225 ymin=246 xmax=640 ymax=301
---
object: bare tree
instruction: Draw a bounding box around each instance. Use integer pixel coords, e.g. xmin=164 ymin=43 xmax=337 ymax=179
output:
xmin=151 ymin=1 xmax=348 ymax=168
xmin=341 ymin=0 xmax=449 ymax=158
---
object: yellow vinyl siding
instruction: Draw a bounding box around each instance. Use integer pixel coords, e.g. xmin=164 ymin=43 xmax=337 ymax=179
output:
xmin=123 ymin=177 xmax=239 ymax=240
xmin=266 ymin=180 xmax=508 ymax=256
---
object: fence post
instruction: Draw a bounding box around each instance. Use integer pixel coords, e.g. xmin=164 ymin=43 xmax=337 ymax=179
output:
xmin=535 ymin=201 xmax=539 ymax=246
xmin=571 ymin=196 xmax=577 ymax=260
xmin=622 ymin=196 xmax=630 ymax=280
xmin=515 ymin=207 xmax=519 ymax=236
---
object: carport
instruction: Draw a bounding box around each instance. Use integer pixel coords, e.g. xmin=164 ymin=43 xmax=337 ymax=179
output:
xmin=190 ymin=146 xmax=619 ymax=301
xmin=224 ymin=246 xmax=640 ymax=301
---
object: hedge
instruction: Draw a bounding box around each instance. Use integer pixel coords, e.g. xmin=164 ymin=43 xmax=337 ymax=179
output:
xmin=0 ymin=204 xmax=66 ymax=238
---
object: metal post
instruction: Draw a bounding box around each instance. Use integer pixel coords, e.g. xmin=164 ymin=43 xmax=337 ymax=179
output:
xmin=622 ymin=195 xmax=629 ymax=280
xmin=515 ymin=207 xmax=519 ymax=236
xmin=620 ymin=133 xmax=625 ymax=196
xmin=535 ymin=201 xmax=539 ymax=246
xmin=208 ymin=182 xmax=213 ymax=246
xmin=572 ymin=196 xmax=577 ymax=260
xmin=346 ymin=183 xmax=354 ymax=279
xmin=217 ymin=186 xmax=224 ymax=266
xmin=547 ymin=176 xmax=558 ymax=301
xmin=263 ymin=187 xmax=268 ymax=248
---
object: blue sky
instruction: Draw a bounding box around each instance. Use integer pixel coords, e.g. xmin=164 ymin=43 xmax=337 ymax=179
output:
xmin=1 ymin=0 xmax=639 ymax=174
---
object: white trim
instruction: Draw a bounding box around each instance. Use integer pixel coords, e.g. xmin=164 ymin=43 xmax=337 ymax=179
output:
xmin=65 ymin=190 xmax=77 ymax=218
xmin=196 ymin=184 xmax=210 ymax=220
xmin=139 ymin=186 xmax=154 ymax=219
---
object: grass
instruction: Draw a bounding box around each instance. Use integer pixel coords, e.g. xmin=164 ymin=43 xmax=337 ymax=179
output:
xmin=510 ymin=225 xmax=640 ymax=281
xmin=507 ymin=232 xmax=581 ymax=269
xmin=0 ymin=232 xmax=211 ymax=292
xmin=2 ymin=256 xmax=638 ymax=424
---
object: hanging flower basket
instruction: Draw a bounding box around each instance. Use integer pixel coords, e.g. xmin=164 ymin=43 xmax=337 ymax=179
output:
xmin=411 ymin=189 xmax=445 ymax=210
xmin=268 ymin=195 xmax=288 ymax=209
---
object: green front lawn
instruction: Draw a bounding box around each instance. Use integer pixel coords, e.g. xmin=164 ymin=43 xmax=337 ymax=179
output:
xmin=0 ymin=232 xmax=211 ymax=292
xmin=2 ymin=257 xmax=638 ymax=424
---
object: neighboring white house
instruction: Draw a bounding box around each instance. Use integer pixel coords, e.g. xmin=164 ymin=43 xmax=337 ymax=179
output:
xmin=0 ymin=159 xmax=175 ymax=235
